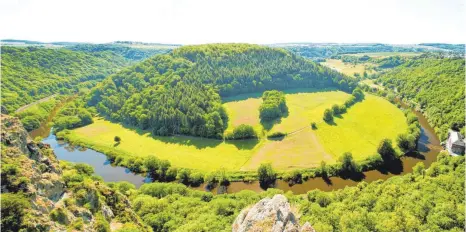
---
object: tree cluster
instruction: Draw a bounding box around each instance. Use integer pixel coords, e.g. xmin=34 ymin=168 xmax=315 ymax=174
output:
xmin=259 ymin=90 xmax=288 ymax=121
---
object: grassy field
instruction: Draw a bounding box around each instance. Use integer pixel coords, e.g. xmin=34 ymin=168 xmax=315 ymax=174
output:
xmin=321 ymin=59 xmax=373 ymax=76
xmin=67 ymin=91 xmax=408 ymax=172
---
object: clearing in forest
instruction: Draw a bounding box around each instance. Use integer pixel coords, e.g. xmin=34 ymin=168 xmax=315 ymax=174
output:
xmin=68 ymin=90 xmax=408 ymax=172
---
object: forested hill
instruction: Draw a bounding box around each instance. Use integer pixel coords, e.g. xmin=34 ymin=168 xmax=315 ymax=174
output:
xmin=88 ymin=43 xmax=356 ymax=138
xmin=377 ymin=58 xmax=465 ymax=140
xmin=67 ymin=43 xmax=173 ymax=61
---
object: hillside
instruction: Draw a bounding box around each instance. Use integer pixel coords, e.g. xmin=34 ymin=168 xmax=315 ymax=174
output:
xmin=87 ymin=44 xmax=357 ymax=138
xmin=0 ymin=114 xmax=149 ymax=231
xmin=1 ymin=46 xmax=129 ymax=113
xmin=376 ymin=58 xmax=465 ymax=140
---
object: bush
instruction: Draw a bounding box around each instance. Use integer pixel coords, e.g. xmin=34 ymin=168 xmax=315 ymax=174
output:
xmin=378 ymin=139 xmax=396 ymax=160
xmin=267 ymin=131 xmax=287 ymax=139
xmin=311 ymin=122 xmax=317 ymax=129
xmin=396 ymin=133 xmax=416 ymax=152
xmin=323 ymin=109 xmax=333 ymax=122
xmin=258 ymin=163 xmax=276 ymax=187
xmin=338 ymin=152 xmax=359 ymax=174
xmin=225 ymin=124 xmax=257 ymax=140
xmin=1 ymin=193 xmax=29 ymax=231
xmin=114 ymin=136 xmax=121 ymax=143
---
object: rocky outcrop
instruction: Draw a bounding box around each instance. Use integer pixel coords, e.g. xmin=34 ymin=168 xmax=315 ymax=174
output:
xmin=1 ymin=114 xmax=148 ymax=231
xmin=232 ymin=194 xmax=315 ymax=232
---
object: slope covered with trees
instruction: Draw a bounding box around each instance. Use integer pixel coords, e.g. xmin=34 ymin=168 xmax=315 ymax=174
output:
xmin=88 ymin=44 xmax=356 ymax=138
xmin=376 ymin=58 xmax=465 ymax=139
xmin=1 ymin=46 xmax=129 ymax=113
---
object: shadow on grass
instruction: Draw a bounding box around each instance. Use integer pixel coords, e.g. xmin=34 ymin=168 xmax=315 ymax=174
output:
xmin=324 ymin=120 xmax=337 ymax=126
xmin=113 ymin=142 xmax=120 ymax=147
xmin=225 ymin=138 xmax=259 ymax=150
xmin=221 ymin=87 xmax=339 ymax=103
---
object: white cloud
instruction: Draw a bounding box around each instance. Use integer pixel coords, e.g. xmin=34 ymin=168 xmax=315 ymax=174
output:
xmin=0 ymin=0 xmax=464 ymax=44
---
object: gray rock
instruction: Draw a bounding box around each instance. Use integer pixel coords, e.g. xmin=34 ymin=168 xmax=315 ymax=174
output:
xmin=232 ymin=194 xmax=314 ymax=232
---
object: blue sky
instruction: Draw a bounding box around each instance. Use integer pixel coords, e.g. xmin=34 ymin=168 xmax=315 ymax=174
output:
xmin=1 ymin=0 xmax=464 ymax=44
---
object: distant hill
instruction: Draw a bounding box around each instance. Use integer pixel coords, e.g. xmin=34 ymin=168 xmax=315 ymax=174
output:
xmin=88 ymin=43 xmax=357 ymax=138
xmin=1 ymin=46 xmax=129 ymax=112
xmin=271 ymin=43 xmax=460 ymax=59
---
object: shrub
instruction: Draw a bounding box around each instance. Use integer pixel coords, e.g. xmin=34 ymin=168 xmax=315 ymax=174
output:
xmin=378 ymin=139 xmax=396 ymax=160
xmin=311 ymin=122 xmax=317 ymax=129
xmin=225 ymin=124 xmax=257 ymax=140
xmin=323 ymin=109 xmax=333 ymax=122
xmin=114 ymin=136 xmax=121 ymax=143
xmin=338 ymin=152 xmax=359 ymax=174
xmin=267 ymin=131 xmax=287 ymax=138
xmin=396 ymin=133 xmax=416 ymax=152
xmin=258 ymin=163 xmax=276 ymax=187
xmin=1 ymin=193 xmax=29 ymax=231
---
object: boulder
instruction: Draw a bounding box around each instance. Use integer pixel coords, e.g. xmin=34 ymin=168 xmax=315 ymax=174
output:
xmin=232 ymin=194 xmax=314 ymax=232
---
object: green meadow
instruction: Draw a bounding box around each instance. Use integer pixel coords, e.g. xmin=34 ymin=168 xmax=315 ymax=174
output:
xmin=66 ymin=90 xmax=408 ymax=172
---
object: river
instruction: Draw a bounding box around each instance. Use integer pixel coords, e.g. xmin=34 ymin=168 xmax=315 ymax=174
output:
xmin=32 ymin=101 xmax=442 ymax=193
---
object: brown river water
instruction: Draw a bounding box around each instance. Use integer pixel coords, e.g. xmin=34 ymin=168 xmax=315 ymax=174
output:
xmin=33 ymin=100 xmax=442 ymax=193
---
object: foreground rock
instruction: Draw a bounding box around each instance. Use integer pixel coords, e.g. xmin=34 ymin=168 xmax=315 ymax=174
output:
xmin=232 ymin=194 xmax=315 ymax=232
xmin=1 ymin=114 xmax=148 ymax=231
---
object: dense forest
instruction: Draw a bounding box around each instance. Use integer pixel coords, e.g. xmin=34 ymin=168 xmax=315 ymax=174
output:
xmin=1 ymin=44 xmax=174 ymax=113
xmin=1 ymin=47 xmax=128 ymax=113
xmin=67 ymin=43 xmax=172 ymax=61
xmin=107 ymin=152 xmax=463 ymax=231
xmin=88 ymin=44 xmax=357 ymax=138
xmin=376 ymin=58 xmax=465 ymax=140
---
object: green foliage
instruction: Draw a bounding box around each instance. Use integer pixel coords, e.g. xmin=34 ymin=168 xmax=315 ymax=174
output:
xmin=53 ymin=99 xmax=93 ymax=132
xmin=1 ymin=193 xmax=30 ymax=232
xmin=377 ymin=139 xmax=396 ymax=160
xmin=396 ymin=133 xmax=416 ymax=152
xmin=50 ymin=207 xmax=68 ymax=224
xmin=94 ymin=213 xmax=111 ymax=232
xmin=259 ymin=90 xmax=288 ymax=121
xmin=311 ymin=122 xmax=317 ymax=129
xmin=15 ymin=96 xmax=61 ymax=131
xmin=225 ymin=124 xmax=257 ymax=140
xmin=68 ymin=43 xmax=171 ymax=61
xmin=378 ymin=58 xmax=465 ymax=140
xmin=267 ymin=131 xmax=287 ymax=139
xmin=257 ymin=163 xmax=276 ymax=187
xmin=1 ymin=46 xmax=129 ymax=112
xmin=323 ymin=108 xmax=333 ymax=122
xmin=299 ymin=155 xmax=465 ymax=231
xmin=114 ymin=136 xmax=121 ymax=143
xmin=338 ymin=152 xmax=359 ymax=174
xmin=88 ymin=44 xmax=355 ymax=138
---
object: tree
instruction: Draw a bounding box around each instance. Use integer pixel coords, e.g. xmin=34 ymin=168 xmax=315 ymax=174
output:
xmin=323 ymin=109 xmax=333 ymax=122
xmin=378 ymin=139 xmax=396 ymax=160
xmin=396 ymin=133 xmax=416 ymax=152
xmin=225 ymin=124 xmax=256 ymax=140
xmin=311 ymin=122 xmax=317 ymax=130
xmin=320 ymin=160 xmax=327 ymax=177
xmin=259 ymin=90 xmax=288 ymax=121
xmin=114 ymin=136 xmax=121 ymax=143
xmin=332 ymin=104 xmax=340 ymax=115
xmin=339 ymin=152 xmax=358 ymax=173
xmin=257 ymin=163 xmax=276 ymax=188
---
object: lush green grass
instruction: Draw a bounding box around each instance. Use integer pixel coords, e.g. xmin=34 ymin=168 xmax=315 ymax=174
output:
xmin=321 ymin=59 xmax=373 ymax=76
xmin=67 ymin=90 xmax=408 ymax=172
xmin=313 ymin=94 xmax=408 ymax=160
xmin=67 ymin=118 xmax=262 ymax=171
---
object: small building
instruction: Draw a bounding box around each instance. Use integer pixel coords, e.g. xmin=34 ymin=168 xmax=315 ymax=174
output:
xmin=446 ymin=129 xmax=465 ymax=156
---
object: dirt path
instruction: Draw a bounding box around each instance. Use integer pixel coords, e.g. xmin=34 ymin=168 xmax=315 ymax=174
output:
xmin=15 ymin=94 xmax=57 ymax=113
